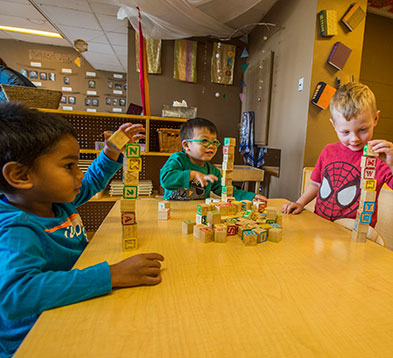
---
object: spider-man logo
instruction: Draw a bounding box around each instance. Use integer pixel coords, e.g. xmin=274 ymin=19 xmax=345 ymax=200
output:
xmin=315 ymin=161 xmax=361 ymax=221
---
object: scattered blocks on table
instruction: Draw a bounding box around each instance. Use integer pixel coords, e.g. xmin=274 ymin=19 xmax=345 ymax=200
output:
xmin=196 ymin=204 xmax=209 ymax=215
xmin=198 ymin=227 xmax=214 ymax=243
xmin=242 ymin=230 xmax=258 ymax=246
xmin=158 ymin=208 xmax=170 ymax=220
xmin=108 ymin=130 xmax=129 ymax=151
xmin=182 ymin=220 xmax=196 ymax=234
xmin=227 ymin=224 xmax=237 ymax=236
xmin=214 ymin=227 xmax=227 ymax=243
xmin=196 ymin=213 xmax=207 ymax=225
xmin=222 ymin=185 xmax=233 ymax=197
xmin=207 ymin=211 xmax=221 ymax=226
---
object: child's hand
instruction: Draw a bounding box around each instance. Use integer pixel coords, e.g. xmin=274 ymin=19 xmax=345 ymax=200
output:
xmin=253 ymin=194 xmax=267 ymax=202
xmin=109 ymin=253 xmax=164 ymax=288
xmin=281 ymin=201 xmax=304 ymax=215
xmin=104 ymin=123 xmax=146 ymax=161
xmin=369 ymin=139 xmax=393 ymax=167
xmin=191 ymin=171 xmax=218 ymax=187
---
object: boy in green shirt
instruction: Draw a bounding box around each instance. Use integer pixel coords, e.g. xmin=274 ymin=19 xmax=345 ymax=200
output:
xmin=160 ymin=117 xmax=267 ymax=201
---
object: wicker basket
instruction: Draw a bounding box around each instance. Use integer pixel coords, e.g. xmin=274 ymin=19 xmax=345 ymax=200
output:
xmin=157 ymin=128 xmax=182 ymax=152
xmin=0 ymin=84 xmax=62 ymax=109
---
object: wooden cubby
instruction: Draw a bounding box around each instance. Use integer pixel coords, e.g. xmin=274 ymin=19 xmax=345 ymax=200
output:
xmin=40 ymin=109 xmax=187 ymax=231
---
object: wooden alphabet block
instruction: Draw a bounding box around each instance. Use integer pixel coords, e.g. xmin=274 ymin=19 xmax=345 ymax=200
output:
xmin=360 ymin=190 xmax=377 ymax=202
xmin=121 ymin=212 xmax=136 ymax=225
xmin=222 ymin=185 xmax=233 ymax=197
xmin=123 ymin=171 xmax=139 ymax=185
xmin=359 ymin=212 xmax=372 ymax=224
xmin=123 ymin=238 xmax=138 ymax=251
xmin=128 ymin=158 xmax=142 ymax=172
xmin=362 ymin=168 xmax=376 ymax=180
xmin=352 ymin=230 xmax=367 ymax=243
xmin=223 ymin=153 xmax=234 ymax=163
xmin=364 ymin=179 xmax=377 ymax=191
xmin=198 ymin=227 xmax=214 ymax=243
xmin=222 ymin=146 xmax=235 ymax=155
xmin=266 ymin=207 xmax=278 ymax=219
xmin=222 ymin=161 xmax=234 ymax=171
xmin=193 ymin=224 xmax=205 ymax=239
xmin=253 ymin=201 xmax=266 ymax=213
xmin=196 ymin=214 xmax=207 ymax=225
xmin=361 ymin=156 xmax=377 ymax=169
xmin=122 ymin=224 xmax=137 ymax=239
xmin=108 ymin=130 xmax=129 ymax=151
xmin=254 ymin=228 xmax=268 ymax=243
xmin=363 ymin=143 xmax=377 ymax=157
xmin=182 ymin=220 xmax=196 ymax=234
xmin=158 ymin=208 xmax=170 ymax=220
xmin=354 ymin=219 xmax=369 ymax=233
xmin=221 ymin=170 xmax=233 ymax=180
xmin=242 ymin=230 xmax=258 ymax=246
xmin=207 ymin=211 xmax=221 ymax=225
xmin=123 ymin=185 xmax=138 ymax=199
xmin=268 ymin=228 xmax=282 ymax=243
xmin=196 ymin=204 xmax=209 ymax=215
xmin=120 ymin=199 xmax=136 ymax=212
xmin=125 ymin=143 xmax=141 ymax=158
xmin=221 ymin=177 xmax=232 ymax=186
xmin=227 ymin=224 xmax=237 ymax=236
xmin=362 ymin=201 xmax=375 ymax=213
xmin=223 ymin=137 xmax=236 ymax=146
xmin=158 ymin=201 xmax=171 ymax=210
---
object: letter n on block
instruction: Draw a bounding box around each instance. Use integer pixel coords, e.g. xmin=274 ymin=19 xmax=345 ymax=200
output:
xmin=123 ymin=185 xmax=138 ymax=199
xmin=126 ymin=144 xmax=141 ymax=158
xmin=128 ymin=158 xmax=142 ymax=172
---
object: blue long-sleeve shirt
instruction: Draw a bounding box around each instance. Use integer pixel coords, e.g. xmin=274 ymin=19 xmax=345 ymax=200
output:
xmin=160 ymin=151 xmax=255 ymax=201
xmin=0 ymin=151 xmax=122 ymax=357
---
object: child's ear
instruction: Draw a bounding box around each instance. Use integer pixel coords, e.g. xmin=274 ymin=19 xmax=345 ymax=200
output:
xmin=182 ymin=140 xmax=190 ymax=152
xmin=374 ymin=110 xmax=380 ymax=127
xmin=2 ymin=162 xmax=33 ymax=190
xmin=329 ymin=118 xmax=335 ymax=128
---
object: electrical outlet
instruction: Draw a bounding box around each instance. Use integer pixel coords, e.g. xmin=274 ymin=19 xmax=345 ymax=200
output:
xmin=298 ymin=77 xmax=304 ymax=92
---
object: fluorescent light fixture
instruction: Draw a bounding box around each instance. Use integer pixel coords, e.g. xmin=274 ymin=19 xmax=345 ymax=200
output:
xmin=0 ymin=25 xmax=62 ymax=38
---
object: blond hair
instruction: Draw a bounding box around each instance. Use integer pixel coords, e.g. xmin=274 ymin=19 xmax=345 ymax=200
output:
xmin=330 ymin=82 xmax=377 ymax=121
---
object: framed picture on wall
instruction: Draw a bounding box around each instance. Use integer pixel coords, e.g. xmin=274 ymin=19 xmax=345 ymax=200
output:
xmin=68 ymin=96 xmax=76 ymax=105
xmin=60 ymin=96 xmax=66 ymax=104
xmin=49 ymin=73 xmax=55 ymax=81
xmin=20 ymin=69 xmax=28 ymax=78
xmin=85 ymin=98 xmax=91 ymax=106
xmin=64 ymin=77 xmax=70 ymax=85
xmin=88 ymin=80 xmax=96 ymax=89
xmin=119 ymin=99 xmax=126 ymax=106
xmin=114 ymin=83 xmax=122 ymax=90
xmin=92 ymin=99 xmax=99 ymax=107
xmin=112 ymin=98 xmax=118 ymax=106
xmin=108 ymin=81 xmax=113 ymax=89
xmin=106 ymin=97 xmax=111 ymax=105
xmin=29 ymin=70 xmax=38 ymax=79
xmin=39 ymin=72 xmax=47 ymax=81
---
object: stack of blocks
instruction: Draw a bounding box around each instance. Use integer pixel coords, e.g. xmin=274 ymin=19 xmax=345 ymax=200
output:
xmin=108 ymin=130 xmax=142 ymax=251
xmin=221 ymin=137 xmax=236 ymax=202
xmin=352 ymin=144 xmax=378 ymax=243
xmin=185 ymin=201 xmax=280 ymax=246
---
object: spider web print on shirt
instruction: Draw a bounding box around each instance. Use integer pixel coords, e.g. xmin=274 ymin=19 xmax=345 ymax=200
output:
xmin=315 ymin=161 xmax=361 ymax=221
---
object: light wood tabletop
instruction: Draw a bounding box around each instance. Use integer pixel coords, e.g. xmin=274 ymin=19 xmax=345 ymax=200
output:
xmin=15 ymin=198 xmax=393 ymax=357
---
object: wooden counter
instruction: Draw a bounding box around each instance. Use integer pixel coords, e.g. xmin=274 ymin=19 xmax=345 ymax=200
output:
xmin=16 ymin=198 xmax=393 ymax=357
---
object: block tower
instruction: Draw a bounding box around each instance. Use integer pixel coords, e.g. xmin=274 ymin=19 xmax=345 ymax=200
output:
xmin=352 ymin=143 xmax=378 ymax=243
xmin=107 ymin=129 xmax=141 ymax=251
xmin=221 ymin=137 xmax=236 ymax=202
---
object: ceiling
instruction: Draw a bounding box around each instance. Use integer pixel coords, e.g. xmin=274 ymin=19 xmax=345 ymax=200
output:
xmin=0 ymin=1 xmax=391 ymax=73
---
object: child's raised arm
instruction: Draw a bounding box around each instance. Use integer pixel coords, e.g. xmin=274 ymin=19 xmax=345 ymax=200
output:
xmin=369 ymin=139 xmax=393 ymax=169
xmin=281 ymin=181 xmax=320 ymax=214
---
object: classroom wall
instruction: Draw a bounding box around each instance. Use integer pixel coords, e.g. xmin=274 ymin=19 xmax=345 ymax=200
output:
xmin=303 ymin=0 xmax=368 ymax=169
xmin=360 ymin=13 xmax=393 ymax=142
xmin=246 ymin=0 xmax=318 ymax=200
xmin=0 ymin=39 xmax=127 ymax=113
xmin=126 ymin=30 xmax=245 ymax=164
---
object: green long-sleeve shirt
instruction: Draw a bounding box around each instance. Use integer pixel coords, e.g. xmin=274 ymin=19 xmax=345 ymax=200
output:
xmin=160 ymin=151 xmax=255 ymax=201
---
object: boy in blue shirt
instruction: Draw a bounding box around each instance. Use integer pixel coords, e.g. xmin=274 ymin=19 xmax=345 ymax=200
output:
xmin=160 ymin=117 xmax=266 ymax=201
xmin=0 ymin=102 xmax=164 ymax=357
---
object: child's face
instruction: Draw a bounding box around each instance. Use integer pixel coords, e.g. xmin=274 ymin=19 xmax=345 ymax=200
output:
xmin=182 ymin=127 xmax=218 ymax=166
xmin=330 ymin=109 xmax=379 ymax=152
xmin=28 ymin=134 xmax=84 ymax=205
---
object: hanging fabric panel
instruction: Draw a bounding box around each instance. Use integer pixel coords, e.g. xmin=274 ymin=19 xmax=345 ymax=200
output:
xmin=135 ymin=32 xmax=162 ymax=74
xmin=211 ymin=42 xmax=235 ymax=85
xmin=173 ymin=39 xmax=198 ymax=83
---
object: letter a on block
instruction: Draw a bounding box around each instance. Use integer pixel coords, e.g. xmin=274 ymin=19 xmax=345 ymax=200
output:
xmin=123 ymin=185 xmax=138 ymax=199
xmin=126 ymin=144 xmax=141 ymax=158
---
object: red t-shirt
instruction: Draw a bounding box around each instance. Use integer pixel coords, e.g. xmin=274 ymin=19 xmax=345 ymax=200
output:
xmin=310 ymin=142 xmax=393 ymax=227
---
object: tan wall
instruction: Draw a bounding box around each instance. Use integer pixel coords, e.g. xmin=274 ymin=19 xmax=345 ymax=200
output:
xmin=304 ymin=0 xmax=368 ymax=168
xmin=127 ymin=30 xmax=245 ymax=164
xmin=246 ymin=0 xmax=318 ymax=200
xmin=0 ymin=39 xmax=127 ymax=113
xmin=360 ymin=13 xmax=393 ymax=142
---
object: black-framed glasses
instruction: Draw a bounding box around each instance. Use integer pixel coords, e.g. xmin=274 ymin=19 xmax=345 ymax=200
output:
xmin=186 ymin=138 xmax=221 ymax=148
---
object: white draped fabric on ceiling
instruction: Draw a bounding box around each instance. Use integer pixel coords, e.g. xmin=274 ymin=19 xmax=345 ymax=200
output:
xmin=116 ymin=0 xmax=279 ymax=40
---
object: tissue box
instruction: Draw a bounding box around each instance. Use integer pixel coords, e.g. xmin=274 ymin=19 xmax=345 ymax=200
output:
xmin=162 ymin=105 xmax=197 ymax=119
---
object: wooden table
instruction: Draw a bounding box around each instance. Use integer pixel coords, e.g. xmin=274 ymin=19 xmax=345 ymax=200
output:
xmin=16 ymin=199 xmax=393 ymax=357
